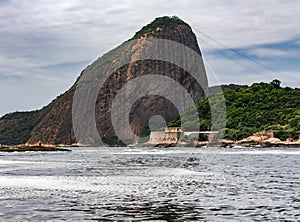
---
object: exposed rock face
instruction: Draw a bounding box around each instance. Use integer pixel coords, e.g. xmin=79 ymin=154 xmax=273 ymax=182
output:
xmin=0 ymin=16 xmax=208 ymax=146
xmin=27 ymin=87 xmax=76 ymax=145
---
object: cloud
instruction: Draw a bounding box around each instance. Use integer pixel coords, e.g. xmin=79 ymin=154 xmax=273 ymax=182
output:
xmin=202 ymin=39 xmax=300 ymax=88
xmin=0 ymin=0 xmax=300 ymax=115
xmin=247 ymin=48 xmax=298 ymax=58
xmin=204 ymin=54 xmax=300 ymax=88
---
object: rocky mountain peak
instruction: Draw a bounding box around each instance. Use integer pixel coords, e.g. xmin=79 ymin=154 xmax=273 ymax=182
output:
xmin=133 ymin=16 xmax=188 ymax=38
xmin=0 ymin=16 xmax=208 ymax=146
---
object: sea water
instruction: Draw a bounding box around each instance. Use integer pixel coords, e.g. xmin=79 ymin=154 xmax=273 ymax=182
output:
xmin=0 ymin=147 xmax=299 ymax=221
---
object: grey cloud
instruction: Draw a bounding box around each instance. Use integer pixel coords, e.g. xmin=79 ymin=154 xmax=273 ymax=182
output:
xmin=0 ymin=0 xmax=299 ymax=115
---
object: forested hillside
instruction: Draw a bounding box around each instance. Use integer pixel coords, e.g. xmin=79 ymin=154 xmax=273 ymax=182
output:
xmin=169 ymin=80 xmax=300 ymax=140
xmin=0 ymin=111 xmax=39 ymax=145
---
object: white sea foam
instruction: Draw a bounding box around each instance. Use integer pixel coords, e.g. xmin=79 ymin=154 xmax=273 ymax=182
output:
xmin=0 ymin=175 xmax=128 ymax=192
xmin=0 ymin=160 xmax=36 ymax=165
xmin=221 ymin=150 xmax=300 ymax=155
xmin=109 ymin=148 xmax=199 ymax=155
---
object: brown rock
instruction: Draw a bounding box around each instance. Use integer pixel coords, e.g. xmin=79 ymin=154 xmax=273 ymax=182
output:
xmin=1 ymin=16 xmax=208 ymax=146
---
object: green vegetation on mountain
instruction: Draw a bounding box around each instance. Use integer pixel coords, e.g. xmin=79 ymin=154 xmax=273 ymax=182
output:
xmin=132 ymin=16 xmax=187 ymax=39
xmin=0 ymin=146 xmax=71 ymax=152
xmin=0 ymin=111 xmax=39 ymax=145
xmin=1 ymin=80 xmax=299 ymax=145
xmin=168 ymin=80 xmax=300 ymax=140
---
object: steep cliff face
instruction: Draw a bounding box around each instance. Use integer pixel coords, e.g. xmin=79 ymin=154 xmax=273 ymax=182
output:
xmin=27 ymin=87 xmax=76 ymax=145
xmin=0 ymin=16 xmax=208 ymax=146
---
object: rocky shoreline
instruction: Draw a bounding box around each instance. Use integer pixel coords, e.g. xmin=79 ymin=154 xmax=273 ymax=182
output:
xmin=2 ymin=133 xmax=300 ymax=150
xmin=145 ymin=132 xmax=300 ymax=148
xmin=219 ymin=141 xmax=300 ymax=148
xmin=145 ymin=141 xmax=300 ymax=148
xmin=222 ymin=133 xmax=300 ymax=148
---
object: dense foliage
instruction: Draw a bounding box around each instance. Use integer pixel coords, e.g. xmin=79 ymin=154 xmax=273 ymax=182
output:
xmin=0 ymin=111 xmax=39 ymax=145
xmin=132 ymin=16 xmax=186 ymax=39
xmin=169 ymin=80 xmax=300 ymax=140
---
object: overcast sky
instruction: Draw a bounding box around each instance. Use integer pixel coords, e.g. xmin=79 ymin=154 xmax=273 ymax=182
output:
xmin=0 ymin=0 xmax=300 ymax=116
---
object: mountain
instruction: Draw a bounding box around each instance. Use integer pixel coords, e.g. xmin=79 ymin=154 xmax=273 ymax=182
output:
xmin=168 ymin=80 xmax=300 ymax=140
xmin=0 ymin=111 xmax=39 ymax=145
xmin=0 ymin=16 xmax=208 ymax=146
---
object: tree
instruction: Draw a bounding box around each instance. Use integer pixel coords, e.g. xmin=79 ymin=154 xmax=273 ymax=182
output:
xmin=270 ymin=79 xmax=281 ymax=88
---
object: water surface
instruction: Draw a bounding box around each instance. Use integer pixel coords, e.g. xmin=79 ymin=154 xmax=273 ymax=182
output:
xmin=0 ymin=147 xmax=299 ymax=221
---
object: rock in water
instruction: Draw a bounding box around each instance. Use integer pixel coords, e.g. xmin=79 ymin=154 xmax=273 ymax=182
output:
xmin=0 ymin=16 xmax=208 ymax=146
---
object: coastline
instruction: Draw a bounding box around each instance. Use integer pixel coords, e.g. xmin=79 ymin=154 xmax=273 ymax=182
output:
xmin=1 ymin=134 xmax=300 ymax=150
xmin=139 ymin=139 xmax=300 ymax=148
xmin=205 ymin=140 xmax=300 ymax=148
xmin=0 ymin=145 xmax=71 ymax=152
xmin=144 ymin=130 xmax=300 ymax=148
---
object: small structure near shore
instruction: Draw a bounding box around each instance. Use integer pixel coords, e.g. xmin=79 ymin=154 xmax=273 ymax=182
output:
xmin=147 ymin=127 xmax=219 ymax=146
xmin=146 ymin=128 xmax=300 ymax=148
xmin=148 ymin=127 xmax=182 ymax=144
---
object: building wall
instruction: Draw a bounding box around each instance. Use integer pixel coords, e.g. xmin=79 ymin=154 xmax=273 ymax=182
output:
xmin=164 ymin=132 xmax=181 ymax=142
xmin=149 ymin=132 xmax=165 ymax=143
xmin=148 ymin=129 xmax=182 ymax=144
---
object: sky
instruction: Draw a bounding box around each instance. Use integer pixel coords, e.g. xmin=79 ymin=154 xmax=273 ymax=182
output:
xmin=0 ymin=0 xmax=300 ymax=116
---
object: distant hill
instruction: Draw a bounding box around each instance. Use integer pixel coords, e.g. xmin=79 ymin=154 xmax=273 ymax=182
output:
xmin=169 ymin=80 xmax=300 ymax=140
xmin=0 ymin=110 xmax=39 ymax=145
xmin=209 ymin=84 xmax=248 ymax=95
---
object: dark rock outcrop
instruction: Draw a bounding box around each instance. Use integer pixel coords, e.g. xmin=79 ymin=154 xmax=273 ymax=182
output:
xmin=0 ymin=16 xmax=208 ymax=146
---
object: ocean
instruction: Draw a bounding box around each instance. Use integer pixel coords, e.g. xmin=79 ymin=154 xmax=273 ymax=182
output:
xmin=0 ymin=147 xmax=299 ymax=221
